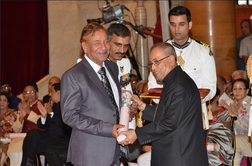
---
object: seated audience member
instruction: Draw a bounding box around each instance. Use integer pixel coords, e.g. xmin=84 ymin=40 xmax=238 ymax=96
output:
xmin=136 ymin=80 xmax=147 ymax=96
xmin=0 ymin=92 xmax=19 ymax=165
xmin=234 ymin=135 xmax=252 ymax=166
xmin=231 ymin=70 xmax=251 ymax=96
xmin=15 ymin=82 xmax=45 ymax=133
xmin=42 ymin=76 xmax=60 ymax=103
xmin=207 ymin=88 xmax=234 ymax=166
xmin=21 ymin=83 xmax=71 ymax=166
xmin=232 ymin=70 xmax=248 ymax=81
xmin=1 ymin=81 xmax=21 ymax=110
xmin=223 ymin=75 xmax=233 ymax=97
xmin=130 ymin=74 xmax=138 ymax=95
xmin=44 ymin=83 xmax=72 ymax=166
xmin=220 ymin=79 xmax=251 ymax=165
xmin=220 ymin=79 xmax=250 ymax=135
xmin=217 ymin=76 xmax=233 ymax=105
xmin=7 ymin=82 xmax=44 ymax=166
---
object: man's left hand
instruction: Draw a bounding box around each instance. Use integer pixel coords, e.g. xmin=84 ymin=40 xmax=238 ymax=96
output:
xmin=112 ymin=124 xmax=125 ymax=139
xmin=118 ymin=129 xmax=137 ymax=146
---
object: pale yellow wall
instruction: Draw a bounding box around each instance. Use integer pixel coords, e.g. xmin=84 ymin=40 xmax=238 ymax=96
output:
xmin=48 ymin=1 xmax=82 ymax=79
xmin=48 ymin=0 xmax=156 ymax=79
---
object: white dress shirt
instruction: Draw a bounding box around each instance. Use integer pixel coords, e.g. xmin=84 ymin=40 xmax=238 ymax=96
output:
xmin=85 ymin=55 xmax=119 ymax=109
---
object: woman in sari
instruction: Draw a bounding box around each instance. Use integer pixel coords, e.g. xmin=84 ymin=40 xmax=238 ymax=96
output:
xmin=0 ymin=92 xmax=19 ymax=166
xmin=220 ymin=78 xmax=251 ymax=166
xmin=207 ymin=88 xmax=234 ymax=166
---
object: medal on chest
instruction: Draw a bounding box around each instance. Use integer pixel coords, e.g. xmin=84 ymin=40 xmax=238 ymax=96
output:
xmin=177 ymin=51 xmax=185 ymax=70
xmin=120 ymin=66 xmax=124 ymax=73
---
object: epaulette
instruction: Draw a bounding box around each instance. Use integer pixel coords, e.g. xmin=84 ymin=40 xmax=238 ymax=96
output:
xmin=194 ymin=39 xmax=209 ymax=47
xmin=194 ymin=39 xmax=213 ymax=56
xmin=165 ymin=38 xmax=171 ymax=43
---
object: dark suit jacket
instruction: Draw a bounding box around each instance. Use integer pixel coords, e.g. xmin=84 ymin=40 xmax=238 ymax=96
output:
xmin=61 ymin=57 xmax=121 ymax=166
xmin=136 ymin=66 xmax=208 ymax=166
xmin=37 ymin=102 xmax=71 ymax=140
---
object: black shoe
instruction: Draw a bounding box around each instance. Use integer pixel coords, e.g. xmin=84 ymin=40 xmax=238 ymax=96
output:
xmin=26 ymin=160 xmax=33 ymax=166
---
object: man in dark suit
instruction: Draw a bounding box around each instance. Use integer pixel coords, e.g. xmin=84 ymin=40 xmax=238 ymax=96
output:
xmin=119 ymin=43 xmax=208 ymax=166
xmin=61 ymin=22 xmax=124 ymax=166
xmin=21 ymin=83 xmax=71 ymax=166
xmin=42 ymin=76 xmax=61 ymax=103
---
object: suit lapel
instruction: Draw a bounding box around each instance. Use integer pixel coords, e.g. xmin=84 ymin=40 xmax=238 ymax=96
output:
xmin=81 ymin=58 xmax=110 ymax=100
xmin=105 ymin=60 xmax=122 ymax=108
xmin=81 ymin=58 xmax=121 ymax=109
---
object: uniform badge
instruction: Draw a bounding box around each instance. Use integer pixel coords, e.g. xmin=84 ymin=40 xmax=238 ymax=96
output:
xmin=209 ymin=50 xmax=213 ymax=56
xmin=120 ymin=66 xmax=124 ymax=73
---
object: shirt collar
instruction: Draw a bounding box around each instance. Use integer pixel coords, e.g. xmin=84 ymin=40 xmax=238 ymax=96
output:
xmin=172 ymin=37 xmax=192 ymax=49
xmin=30 ymin=99 xmax=38 ymax=107
xmin=85 ymin=54 xmax=105 ymax=73
xmin=162 ymin=66 xmax=182 ymax=86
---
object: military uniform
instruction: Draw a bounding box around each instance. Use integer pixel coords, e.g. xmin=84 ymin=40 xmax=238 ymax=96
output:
xmin=116 ymin=58 xmax=132 ymax=92
xmin=148 ymin=37 xmax=217 ymax=129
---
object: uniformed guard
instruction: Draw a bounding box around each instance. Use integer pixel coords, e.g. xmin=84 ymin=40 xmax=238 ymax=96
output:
xmin=148 ymin=6 xmax=217 ymax=130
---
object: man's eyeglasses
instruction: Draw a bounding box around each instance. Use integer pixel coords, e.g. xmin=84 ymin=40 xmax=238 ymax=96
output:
xmin=1 ymin=86 xmax=9 ymax=90
xmin=147 ymin=55 xmax=170 ymax=68
xmin=135 ymin=89 xmax=142 ymax=94
xmin=23 ymin=90 xmax=36 ymax=95
xmin=233 ymin=87 xmax=247 ymax=91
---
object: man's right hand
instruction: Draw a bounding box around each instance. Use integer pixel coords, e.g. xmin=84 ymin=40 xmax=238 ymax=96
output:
xmin=44 ymin=103 xmax=53 ymax=114
xmin=131 ymin=94 xmax=146 ymax=111
xmin=112 ymin=124 xmax=125 ymax=139
xmin=18 ymin=101 xmax=31 ymax=114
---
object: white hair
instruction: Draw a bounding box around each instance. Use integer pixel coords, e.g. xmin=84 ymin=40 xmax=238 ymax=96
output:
xmin=232 ymin=70 xmax=248 ymax=81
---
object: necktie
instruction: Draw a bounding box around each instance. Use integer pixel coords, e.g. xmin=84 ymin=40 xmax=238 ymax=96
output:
xmin=98 ymin=67 xmax=119 ymax=123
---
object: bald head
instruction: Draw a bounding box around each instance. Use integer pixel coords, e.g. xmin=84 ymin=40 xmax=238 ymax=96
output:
xmin=232 ymin=70 xmax=248 ymax=81
xmin=149 ymin=43 xmax=177 ymax=83
xmin=48 ymin=76 xmax=61 ymax=93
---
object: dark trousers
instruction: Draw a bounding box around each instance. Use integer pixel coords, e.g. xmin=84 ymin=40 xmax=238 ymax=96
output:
xmin=44 ymin=140 xmax=70 ymax=166
xmin=21 ymin=129 xmax=60 ymax=166
xmin=128 ymin=139 xmax=143 ymax=161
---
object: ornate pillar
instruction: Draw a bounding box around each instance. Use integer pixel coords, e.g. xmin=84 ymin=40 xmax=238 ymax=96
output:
xmin=135 ymin=0 xmax=149 ymax=80
xmin=185 ymin=1 xmax=237 ymax=76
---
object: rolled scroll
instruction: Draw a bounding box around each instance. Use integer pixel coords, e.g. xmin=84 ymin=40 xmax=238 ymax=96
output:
xmin=117 ymin=90 xmax=132 ymax=142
